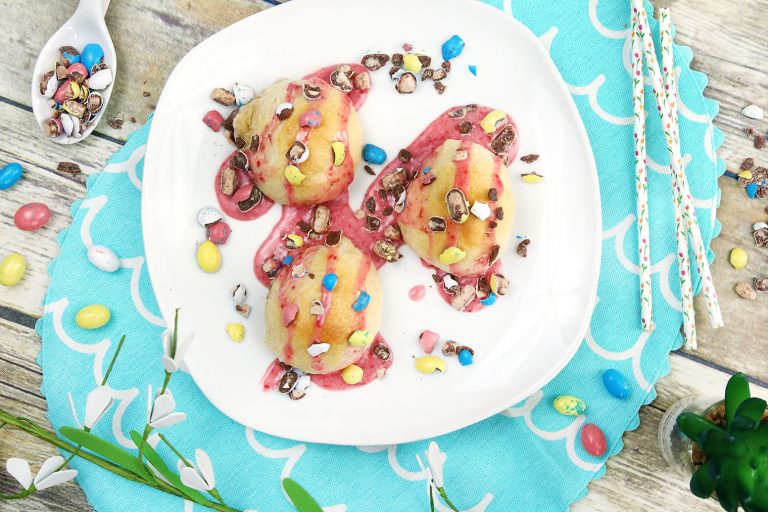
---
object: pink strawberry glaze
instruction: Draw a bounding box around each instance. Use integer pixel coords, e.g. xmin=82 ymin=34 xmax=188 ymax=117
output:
xmin=310 ymin=335 xmax=393 ymax=390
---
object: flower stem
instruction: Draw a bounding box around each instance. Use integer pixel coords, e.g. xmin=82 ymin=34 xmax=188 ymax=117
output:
xmin=429 ymin=485 xmax=435 ymax=512
xmin=438 ymin=488 xmax=460 ymax=512
xmin=136 ymin=424 xmax=154 ymax=466
xmin=101 ymin=335 xmax=127 ymax=386
xmin=158 ymin=433 xmax=191 ymax=467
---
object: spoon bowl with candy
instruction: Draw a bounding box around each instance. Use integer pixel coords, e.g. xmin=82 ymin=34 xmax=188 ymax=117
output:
xmin=30 ymin=0 xmax=116 ymax=144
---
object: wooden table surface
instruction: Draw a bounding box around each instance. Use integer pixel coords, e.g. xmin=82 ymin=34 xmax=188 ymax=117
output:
xmin=1 ymin=0 xmax=766 ymax=510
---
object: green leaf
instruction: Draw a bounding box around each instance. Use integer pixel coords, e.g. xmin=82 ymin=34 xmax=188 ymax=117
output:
xmin=717 ymin=481 xmax=740 ymax=512
xmin=702 ymin=429 xmax=728 ymax=458
xmin=737 ymin=460 xmax=757 ymax=501
xmin=732 ymin=398 xmax=768 ymax=433
xmin=60 ymin=426 xmax=150 ymax=480
xmin=678 ymin=413 xmax=722 ymax=444
xmin=690 ymin=460 xmax=717 ymax=499
xmin=283 ymin=478 xmax=323 ymax=512
xmin=726 ymin=373 xmax=751 ymax=428
xmin=129 ymin=431 xmax=206 ymax=504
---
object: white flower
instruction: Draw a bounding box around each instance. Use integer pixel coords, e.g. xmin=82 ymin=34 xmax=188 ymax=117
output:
xmin=178 ymin=449 xmax=216 ymax=492
xmin=416 ymin=441 xmax=447 ymax=488
xmin=161 ymin=329 xmax=194 ymax=374
xmin=6 ymin=456 xmax=78 ymax=491
xmin=67 ymin=385 xmax=114 ymax=430
xmin=146 ymin=385 xmax=186 ymax=428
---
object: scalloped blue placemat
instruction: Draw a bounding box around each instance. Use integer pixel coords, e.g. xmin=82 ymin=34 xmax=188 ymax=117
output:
xmin=35 ymin=1 xmax=724 ymax=510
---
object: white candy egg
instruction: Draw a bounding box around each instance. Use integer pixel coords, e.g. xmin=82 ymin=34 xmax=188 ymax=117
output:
xmin=754 ymin=222 xmax=768 ymax=231
xmin=231 ymin=284 xmax=247 ymax=304
xmin=61 ymin=114 xmax=75 ymax=136
xmin=232 ymin=83 xmax=255 ymax=107
xmin=88 ymin=245 xmax=120 ymax=272
xmin=43 ymin=75 xmax=58 ymax=99
xmin=197 ymin=207 xmax=222 ymax=227
xmin=88 ymin=68 xmax=113 ymax=90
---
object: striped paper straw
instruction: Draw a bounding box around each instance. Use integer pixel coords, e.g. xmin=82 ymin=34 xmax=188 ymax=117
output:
xmin=631 ymin=14 xmax=653 ymax=331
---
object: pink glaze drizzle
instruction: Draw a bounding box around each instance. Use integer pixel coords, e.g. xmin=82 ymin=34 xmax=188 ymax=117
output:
xmin=310 ymin=335 xmax=393 ymax=390
xmin=409 ymin=284 xmax=426 ymax=301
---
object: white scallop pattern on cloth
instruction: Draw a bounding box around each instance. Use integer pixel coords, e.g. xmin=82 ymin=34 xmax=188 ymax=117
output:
xmin=33 ymin=1 xmax=724 ymax=511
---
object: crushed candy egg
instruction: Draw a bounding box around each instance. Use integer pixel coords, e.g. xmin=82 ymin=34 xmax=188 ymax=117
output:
xmin=285 ymin=234 xmax=304 ymax=248
xmin=341 ymin=364 xmax=364 ymax=385
xmin=480 ymin=292 xmax=497 ymax=306
xmin=285 ymin=165 xmax=306 ymax=185
xmin=738 ymin=170 xmax=753 ymax=180
xmin=470 ymin=201 xmax=491 ymax=221
xmin=730 ymin=247 xmax=748 ymax=270
xmin=75 ymin=304 xmax=111 ymax=329
xmin=331 ymin=141 xmax=346 ymax=166
xmin=415 ymin=355 xmax=447 ymax=374
xmin=419 ymin=330 xmax=440 ymax=354
xmin=352 ymin=291 xmax=371 ymax=312
xmin=521 ymin=172 xmax=545 ymax=184
xmin=480 ymin=110 xmax=507 ymax=134
xmin=441 ymin=35 xmax=465 ymax=61
xmin=196 ymin=240 xmax=221 ymax=273
xmin=402 ymin=54 xmax=422 ymax=73
xmin=458 ymin=349 xmax=474 ymax=366
xmin=348 ymin=330 xmax=373 ymax=347
xmin=322 ymin=273 xmax=338 ymax=291
xmin=439 ymin=246 xmax=466 ymax=265
xmin=307 ymin=342 xmax=331 ymax=357
xmin=225 ymin=322 xmax=245 ymax=342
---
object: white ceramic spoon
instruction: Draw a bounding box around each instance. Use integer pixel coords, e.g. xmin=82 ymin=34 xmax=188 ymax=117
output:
xmin=30 ymin=0 xmax=116 ymax=144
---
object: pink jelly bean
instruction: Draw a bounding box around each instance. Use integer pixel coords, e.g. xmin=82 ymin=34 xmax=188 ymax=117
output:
xmin=580 ymin=423 xmax=607 ymax=457
xmin=14 ymin=203 xmax=51 ymax=231
xmin=299 ymin=109 xmax=322 ymax=128
xmin=419 ymin=330 xmax=440 ymax=354
xmin=203 ymin=110 xmax=224 ymax=131
xmin=206 ymin=221 xmax=231 ymax=245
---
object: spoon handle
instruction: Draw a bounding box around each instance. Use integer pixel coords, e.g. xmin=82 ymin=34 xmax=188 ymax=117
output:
xmin=102 ymin=0 xmax=111 ymax=16
xmin=74 ymin=0 xmax=110 ymax=20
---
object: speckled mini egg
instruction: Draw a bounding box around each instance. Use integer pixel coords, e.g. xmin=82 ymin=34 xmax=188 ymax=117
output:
xmin=88 ymin=245 xmax=120 ymax=273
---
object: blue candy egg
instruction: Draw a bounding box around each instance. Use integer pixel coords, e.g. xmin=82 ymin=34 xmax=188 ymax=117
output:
xmin=322 ymin=273 xmax=338 ymax=291
xmin=747 ymin=183 xmax=758 ymax=199
xmin=468 ymin=65 xmax=477 ymax=76
xmin=352 ymin=291 xmax=371 ymax=312
xmin=282 ymin=255 xmax=293 ymax=265
xmin=458 ymin=349 xmax=474 ymax=366
xmin=602 ymin=369 xmax=631 ymax=399
xmin=81 ymin=43 xmax=104 ymax=75
xmin=0 ymin=162 xmax=23 ymax=190
xmin=362 ymin=144 xmax=387 ymax=165
xmin=481 ymin=292 xmax=497 ymax=306
xmin=441 ymin=35 xmax=465 ymax=61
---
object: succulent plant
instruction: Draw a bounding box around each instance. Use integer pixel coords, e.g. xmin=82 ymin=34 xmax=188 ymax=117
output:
xmin=677 ymin=373 xmax=768 ymax=512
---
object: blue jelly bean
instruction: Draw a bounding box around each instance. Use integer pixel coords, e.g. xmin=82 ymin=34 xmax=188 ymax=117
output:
xmin=282 ymin=255 xmax=293 ymax=265
xmin=481 ymin=292 xmax=497 ymax=306
xmin=0 ymin=163 xmax=23 ymax=190
xmin=747 ymin=183 xmax=758 ymax=198
xmin=458 ymin=349 xmax=474 ymax=366
xmin=352 ymin=291 xmax=371 ymax=312
xmin=441 ymin=35 xmax=465 ymax=61
xmin=602 ymin=369 xmax=631 ymax=399
xmin=363 ymin=144 xmax=387 ymax=165
xmin=468 ymin=65 xmax=477 ymax=76
xmin=80 ymin=44 xmax=104 ymax=74
xmin=322 ymin=273 xmax=338 ymax=291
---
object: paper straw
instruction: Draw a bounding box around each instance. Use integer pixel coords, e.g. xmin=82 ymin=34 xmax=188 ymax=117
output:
xmin=630 ymin=14 xmax=653 ymax=331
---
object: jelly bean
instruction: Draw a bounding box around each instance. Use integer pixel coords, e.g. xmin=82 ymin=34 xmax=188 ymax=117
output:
xmin=553 ymin=395 xmax=587 ymax=416
xmin=322 ymin=273 xmax=338 ymax=291
xmin=0 ymin=162 xmax=23 ymax=190
xmin=203 ymin=110 xmax=224 ymax=132
xmin=0 ymin=253 xmax=26 ymax=287
xmin=331 ymin=141 xmax=346 ymax=166
xmin=282 ymin=255 xmax=293 ymax=265
xmin=480 ymin=110 xmax=507 ymax=134
xmin=197 ymin=207 xmax=222 ymax=227
xmin=468 ymin=65 xmax=477 ymax=76
xmin=225 ymin=322 xmax=245 ymax=342
xmin=402 ymin=54 xmax=422 ymax=73
xmin=363 ymin=144 xmax=387 ymax=165
xmin=285 ymin=165 xmax=306 ymax=185
xmin=342 ymin=364 xmax=364 ymax=385
xmin=232 ymin=284 xmax=247 ymax=304
xmin=80 ymin=44 xmax=104 ymax=73
xmin=730 ymin=247 xmax=748 ymax=270
xmin=285 ymin=234 xmax=304 ymax=248
xmin=348 ymin=330 xmax=373 ymax=347
xmin=458 ymin=349 xmax=474 ymax=366
xmin=75 ymin=304 xmax=110 ymax=329
xmin=439 ymin=246 xmax=466 ymax=265
xmin=88 ymin=245 xmax=120 ymax=272
xmin=580 ymin=423 xmax=607 ymax=457
xmin=352 ymin=291 xmax=371 ymax=312
xmin=197 ymin=240 xmax=221 ymax=273
xmin=299 ymin=109 xmax=322 ymax=128
xmin=602 ymin=369 xmax=631 ymax=399
xmin=415 ymin=355 xmax=447 ymax=374
xmin=13 ymin=203 xmax=50 ymax=231
xmin=441 ymin=35 xmax=465 ymax=61
xmin=747 ymin=183 xmax=758 ymax=198
xmin=419 ymin=330 xmax=439 ymax=354
xmin=480 ymin=292 xmax=497 ymax=306
xmin=206 ymin=221 xmax=231 ymax=245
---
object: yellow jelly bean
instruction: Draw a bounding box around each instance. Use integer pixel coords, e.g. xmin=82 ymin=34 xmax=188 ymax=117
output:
xmin=439 ymin=246 xmax=466 ymax=265
xmin=738 ymin=170 xmax=753 ymax=180
xmin=552 ymin=395 xmax=587 ymax=416
xmin=331 ymin=141 xmax=346 ymax=166
xmin=0 ymin=253 xmax=26 ymax=287
xmin=415 ymin=355 xmax=447 ymax=374
xmin=348 ymin=330 xmax=373 ymax=347
xmin=225 ymin=322 xmax=245 ymax=343
xmin=521 ymin=172 xmax=544 ymax=184
xmin=730 ymin=247 xmax=748 ymax=270
xmin=285 ymin=165 xmax=306 ymax=185
xmin=75 ymin=304 xmax=111 ymax=329
xmin=341 ymin=364 xmax=364 ymax=384
xmin=286 ymin=234 xmax=304 ymax=248
xmin=480 ymin=110 xmax=507 ymax=134
xmin=197 ymin=240 xmax=221 ymax=273
xmin=403 ymin=54 xmax=422 ymax=73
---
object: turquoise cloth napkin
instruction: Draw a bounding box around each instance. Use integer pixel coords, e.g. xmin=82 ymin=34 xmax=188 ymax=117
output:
xmin=35 ymin=1 xmax=724 ymax=510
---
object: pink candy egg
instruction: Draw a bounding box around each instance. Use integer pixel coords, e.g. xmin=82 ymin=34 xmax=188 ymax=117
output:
xmin=580 ymin=423 xmax=607 ymax=457
xmin=14 ymin=203 xmax=51 ymax=231
xmin=206 ymin=221 xmax=231 ymax=244
xmin=66 ymin=63 xmax=89 ymax=79
xmin=53 ymin=79 xmax=74 ymax=104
